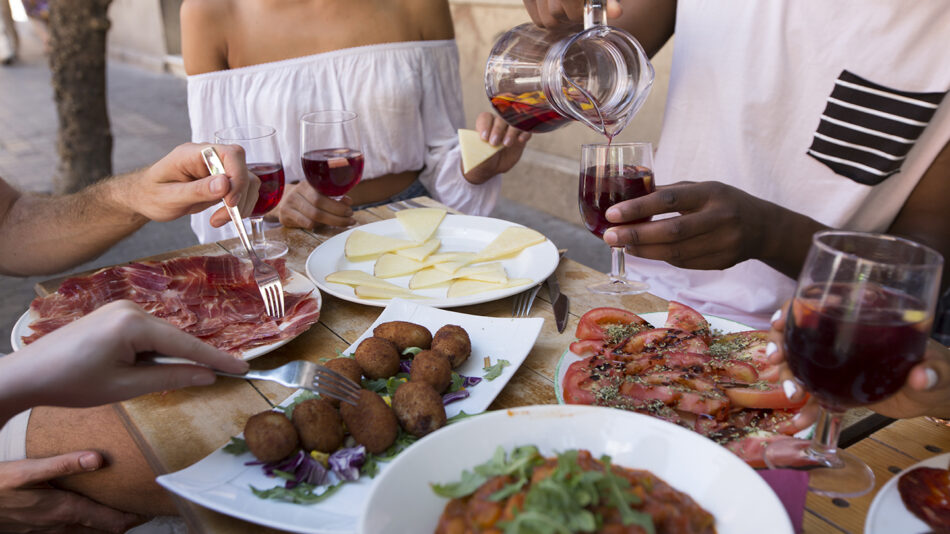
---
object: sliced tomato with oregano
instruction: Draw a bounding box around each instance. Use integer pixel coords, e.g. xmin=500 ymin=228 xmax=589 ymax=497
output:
xmin=664 ymin=301 xmax=712 ymax=344
xmin=562 ymin=356 xmax=624 ymax=405
xmin=574 ymin=307 xmax=651 ymax=344
xmin=724 ymin=383 xmax=808 ymax=410
xmin=708 ymin=330 xmax=781 ymax=382
xmin=568 ymin=339 xmax=605 ymax=358
xmin=611 ymin=328 xmax=708 ymax=360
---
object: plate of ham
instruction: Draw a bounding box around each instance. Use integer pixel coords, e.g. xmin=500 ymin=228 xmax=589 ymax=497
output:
xmin=12 ymin=254 xmax=321 ymax=359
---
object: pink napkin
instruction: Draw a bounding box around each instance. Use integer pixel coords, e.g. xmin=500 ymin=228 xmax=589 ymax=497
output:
xmin=757 ymin=469 xmax=809 ymax=533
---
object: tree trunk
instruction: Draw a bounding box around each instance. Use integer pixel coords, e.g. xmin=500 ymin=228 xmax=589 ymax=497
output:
xmin=48 ymin=0 xmax=113 ymax=194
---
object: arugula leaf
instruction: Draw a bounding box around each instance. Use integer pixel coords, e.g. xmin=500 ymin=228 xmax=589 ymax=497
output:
xmin=483 ymin=359 xmax=511 ymax=381
xmin=447 ymin=372 xmax=465 ymax=393
xmin=250 ymin=481 xmax=344 ymax=504
xmin=402 ymin=346 xmax=423 ymax=357
xmin=446 ymin=410 xmax=478 ymax=424
xmin=362 ymin=374 xmax=409 ymax=396
xmin=223 ymin=437 xmax=249 ymax=455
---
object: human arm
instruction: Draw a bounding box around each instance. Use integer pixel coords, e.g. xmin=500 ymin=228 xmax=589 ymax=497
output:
xmin=0 ymin=143 xmax=258 ymax=277
xmin=523 ymin=0 xmax=676 ymax=57
xmin=0 ymin=300 xmax=249 ymax=428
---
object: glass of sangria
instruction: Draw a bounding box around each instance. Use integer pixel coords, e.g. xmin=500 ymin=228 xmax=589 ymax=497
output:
xmin=764 ymin=230 xmax=943 ymax=497
xmin=578 ymin=142 xmax=654 ymax=294
xmin=214 ymin=125 xmax=288 ymax=259
xmin=300 ymin=110 xmax=364 ymax=215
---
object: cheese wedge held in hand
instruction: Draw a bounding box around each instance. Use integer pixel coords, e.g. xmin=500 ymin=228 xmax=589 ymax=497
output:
xmin=395 ymin=208 xmax=446 ymax=242
xmin=344 ymin=230 xmax=416 ymax=260
xmin=471 ymin=226 xmax=546 ymax=263
xmin=326 ymin=270 xmax=406 ymax=290
xmin=459 ymin=128 xmax=502 ymax=174
xmin=374 ymin=253 xmax=426 ymax=278
xmin=396 ymin=238 xmax=440 ymax=262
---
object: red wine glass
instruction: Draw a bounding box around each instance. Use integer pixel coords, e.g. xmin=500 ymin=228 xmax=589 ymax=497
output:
xmin=578 ymin=142 xmax=655 ymax=294
xmin=764 ymin=230 xmax=943 ymax=497
xmin=214 ymin=125 xmax=288 ymax=259
xmin=300 ymin=110 xmax=364 ymax=212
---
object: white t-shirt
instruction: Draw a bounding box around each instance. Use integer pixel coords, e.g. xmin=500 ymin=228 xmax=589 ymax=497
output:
xmin=187 ymin=40 xmax=501 ymax=244
xmin=628 ymin=0 xmax=950 ymax=329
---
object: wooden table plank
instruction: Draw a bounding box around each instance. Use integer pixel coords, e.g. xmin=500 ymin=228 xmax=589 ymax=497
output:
xmin=867 ymin=416 xmax=950 ymax=462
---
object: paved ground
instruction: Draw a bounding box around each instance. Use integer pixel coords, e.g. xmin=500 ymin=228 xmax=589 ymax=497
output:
xmin=0 ymin=22 xmax=608 ymax=354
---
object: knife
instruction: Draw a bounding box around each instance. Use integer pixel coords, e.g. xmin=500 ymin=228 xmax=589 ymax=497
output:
xmin=547 ymin=250 xmax=570 ymax=333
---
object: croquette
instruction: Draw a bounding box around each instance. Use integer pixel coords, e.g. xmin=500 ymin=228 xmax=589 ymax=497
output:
xmin=324 ymin=356 xmax=363 ymax=385
xmin=373 ymin=321 xmax=432 ymax=353
xmin=292 ymin=398 xmax=344 ymax=453
xmin=340 ymin=390 xmax=399 ymax=454
xmin=392 ymin=381 xmax=446 ymax=438
xmin=354 ymin=336 xmax=400 ymax=379
xmin=432 ymin=324 xmax=471 ymax=368
xmin=409 ymin=350 xmax=452 ymax=393
xmin=244 ymin=411 xmax=299 ymax=463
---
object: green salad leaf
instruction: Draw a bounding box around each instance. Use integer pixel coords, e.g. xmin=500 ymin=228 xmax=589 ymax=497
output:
xmin=483 ymin=359 xmax=511 ymax=381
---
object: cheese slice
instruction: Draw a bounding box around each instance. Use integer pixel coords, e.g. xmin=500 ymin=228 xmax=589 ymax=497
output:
xmin=395 ymin=208 xmax=446 ymax=242
xmin=458 ymin=128 xmax=502 ymax=173
xmin=396 ymin=239 xmax=440 ymax=262
xmin=472 ymin=227 xmax=545 ymax=263
xmin=326 ymin=270 xmax=406 ymax=290
xmin=457 ymin=263 xmax=508 ymax=283
xmin=344 ymin=230 xmax=416 ymax=260
xmin=374 ymin=253 xmax=426 ymax=278
xmin=446 ymin=277 xmax=533 ymax=298
xmin=408 ymin=268 xmax=456 ymax=289
xmin=424 ymin=252 xmax=476 ymax=267
xmin=354 ymin=285 xmax=422 ymax=299
xmin=433 ymin=259 xmax=473 ymax=274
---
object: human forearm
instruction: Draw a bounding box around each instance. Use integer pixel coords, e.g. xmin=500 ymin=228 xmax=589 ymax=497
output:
xmin=758 ymin=202 xmax=829 ymax=280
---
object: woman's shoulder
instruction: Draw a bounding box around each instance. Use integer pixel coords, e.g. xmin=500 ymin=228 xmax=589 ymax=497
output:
xmin=180 ymin=0 xmax=232 ymax=75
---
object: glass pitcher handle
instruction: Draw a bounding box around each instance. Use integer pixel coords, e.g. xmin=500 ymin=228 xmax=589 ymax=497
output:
xmin=584 ymin=0 xmax=607 ymax=28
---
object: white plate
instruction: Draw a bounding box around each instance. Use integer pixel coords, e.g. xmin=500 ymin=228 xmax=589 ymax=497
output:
xmin=554 ymin=311 xmax=754 ymax=403
xmin=10 ymin=269 xmax=321 ymax=361
xmin=359 ymin=404 xmax=794 ymax=534
xmin=156 ymin=299 xmax=544 ymax=533
xmin=865 ymin=452 xmax=950 ymax=534
xmin=306 ymin=214 xmax=560 ymax=308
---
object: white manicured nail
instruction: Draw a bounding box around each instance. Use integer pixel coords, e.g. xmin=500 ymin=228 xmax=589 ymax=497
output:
xmin=782 ymin=379 xmax=799 ymax=401
xmin=766 ymin=342 xmax=778 ymax=359
xmin=925 ymin=368 xmax=939 ymax=390
xmin=770 ymin=308 xmax=782 ymax=324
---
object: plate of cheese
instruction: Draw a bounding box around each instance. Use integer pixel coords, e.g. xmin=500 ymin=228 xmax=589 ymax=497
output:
xmin=306 ymin=209 xmax=559 ymax=308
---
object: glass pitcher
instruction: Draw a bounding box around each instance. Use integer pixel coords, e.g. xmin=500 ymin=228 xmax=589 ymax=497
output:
xmin=485 ymin=0 xmax=654 ymax=138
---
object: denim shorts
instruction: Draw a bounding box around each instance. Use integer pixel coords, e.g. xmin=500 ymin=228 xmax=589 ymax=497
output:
xmin=355 ymin=179 xmax=430 ymax=210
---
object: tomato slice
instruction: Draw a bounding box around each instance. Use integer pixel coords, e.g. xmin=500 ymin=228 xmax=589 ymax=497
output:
xmin=724 ymin=384 xmax=808 ymax=410
xmin=561 ymin=357 xmax=623 ymax=405
xmin=664 ymin=301 xmax=712 ymax=344
xmin=725 ymin=433 xmax=792 ymax=469
xmin=568 ymin=339 xmax=605 ymax=358
xmin=612 ymin=328 xmax=708 ymax=359
xmin=575 ymin=307 xmax=650 ymax=342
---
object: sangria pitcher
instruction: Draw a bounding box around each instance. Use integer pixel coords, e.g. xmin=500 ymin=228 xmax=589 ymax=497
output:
xmin=485 ymin=0 xmax=654 ymax=138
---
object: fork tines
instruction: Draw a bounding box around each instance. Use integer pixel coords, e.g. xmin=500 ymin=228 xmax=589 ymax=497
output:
xmin=315 ymin=365 xmax=362 ymax=406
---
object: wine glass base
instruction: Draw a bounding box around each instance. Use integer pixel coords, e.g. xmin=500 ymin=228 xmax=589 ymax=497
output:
xmin=230 ymin=241 xmax=289 ymax=260
xmin=587 ymin=279 xmax=649 ymax=295
xmin=764 ymin=438 xmax=875 ymax=498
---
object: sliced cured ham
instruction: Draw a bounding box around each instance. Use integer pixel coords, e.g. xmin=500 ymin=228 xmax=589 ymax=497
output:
xmin=24 ymin=255 xmax=320 ymax=355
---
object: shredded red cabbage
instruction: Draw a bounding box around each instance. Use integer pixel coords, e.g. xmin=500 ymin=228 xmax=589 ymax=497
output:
xmin=461 ymin=375 xmax=482 ymax=388
xmin=399 ymin=359 xmax=413 ymax=374
xmin=442 ymin=389 xmax=470 ymax=405
xmin=246 ymin=450 xmax=329 ymax=488
xmin=329 ymin=445 xmax=366 ymax=481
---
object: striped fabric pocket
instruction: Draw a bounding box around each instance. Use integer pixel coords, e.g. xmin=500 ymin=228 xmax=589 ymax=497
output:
xmin=807 ymin=70 xmax=947 ymax=185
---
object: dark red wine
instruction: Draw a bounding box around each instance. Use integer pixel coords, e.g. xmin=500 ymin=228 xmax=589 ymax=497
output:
xmin=301 ymin=148 xmax=364 ymax=198
xmin=491 ymin=93 xmax=570 ymax=133
xmin=247 ymin=163 xmax=285 ymax=216
xmin=578 ymin=164 xmax=655 ymax=238
xmin=786 ymin=282 xmax=931 ymax=410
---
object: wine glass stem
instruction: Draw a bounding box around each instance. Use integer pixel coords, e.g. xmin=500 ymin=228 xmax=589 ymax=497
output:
xmin=609 ymin=246 xmax=627 ymax=283
xmin=810 ymin=408 xmax=845 ymax=460
xmin=249 ymin=216 xmax=267 ymax=249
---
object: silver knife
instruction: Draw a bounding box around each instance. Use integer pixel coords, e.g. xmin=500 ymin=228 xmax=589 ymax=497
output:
xmin=547 ymin=250 xmax=569 ymax=333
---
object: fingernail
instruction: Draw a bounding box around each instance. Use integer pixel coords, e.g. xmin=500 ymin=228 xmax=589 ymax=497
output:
xmin=925 ymin=367 xmax=939 ymax=390
xmin=192 ymin=372 xmax=215 ymax=386
xmin=503 ymin=137 xmax=513 ymax=147
xmin=481 ymin=131 xmax=489 ymax=141
xmin=765 ymin=341 xmax=778 ymax=359
xmin=603 ymin=230 xmax=618 ymax=246
xmin=210 ymin=175 xmax=228 ymax=194
xmin=782 ymin=379 xmax=798 ymax=401
xmin=490 ymin=135 xmax=500 ymax=146
xmin=770 ymin=308 xmax=782 ymax=324
xmin=79 ymin=453 xmax=100 ymax=471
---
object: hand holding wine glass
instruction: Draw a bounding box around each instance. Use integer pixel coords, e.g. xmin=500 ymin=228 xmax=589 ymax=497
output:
xmin=214 ymin=125 xmax=287 ymax=259
xmin=578 ymin=142 xmax=655 ymax=294
xmin=300 ymin=110 xmax=364 ymax=226
xmin=764 ymin=230 xmax=944 ymax=497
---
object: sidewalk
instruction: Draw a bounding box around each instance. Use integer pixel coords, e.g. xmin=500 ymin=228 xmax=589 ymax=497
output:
xmin=0 ymin=22 xmax=607 ymax=353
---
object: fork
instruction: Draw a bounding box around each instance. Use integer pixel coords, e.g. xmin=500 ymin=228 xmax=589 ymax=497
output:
xmin=386 ymin=198 xmax=426 ymax=212
xmin=512 ymin=283 xmax=543 ymax=317
xmin=216 ymin=361 xmax=362 ymax=406
xmin=201 ymin=147 xmax=285 ymax=318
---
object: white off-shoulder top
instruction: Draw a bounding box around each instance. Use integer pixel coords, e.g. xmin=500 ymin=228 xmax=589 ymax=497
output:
xmin=187 ymin=40 xmax=500 ymax=243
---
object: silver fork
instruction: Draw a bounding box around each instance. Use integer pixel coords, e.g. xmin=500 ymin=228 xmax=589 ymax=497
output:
xmin=216 ymin=361 xmax=361 ymax=406
xmin=386 ymin=198 xmax=426 ymax=212
xmin=512 ymin=283 xmax=543 ymax=317
xmin=201 ymin=147 xmax=285 ymax=318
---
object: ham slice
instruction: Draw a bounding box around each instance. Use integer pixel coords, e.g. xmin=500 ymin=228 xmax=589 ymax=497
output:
xmin=23 ymin=255 xmax=320 ymax=354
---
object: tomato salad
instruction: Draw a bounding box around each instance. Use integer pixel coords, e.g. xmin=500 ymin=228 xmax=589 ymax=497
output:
xmin=562 ymin=302 xmax=807 ymax=468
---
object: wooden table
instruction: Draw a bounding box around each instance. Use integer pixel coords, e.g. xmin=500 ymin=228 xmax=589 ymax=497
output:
xmin=33 ymin=197 xmax=950 ymax=533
